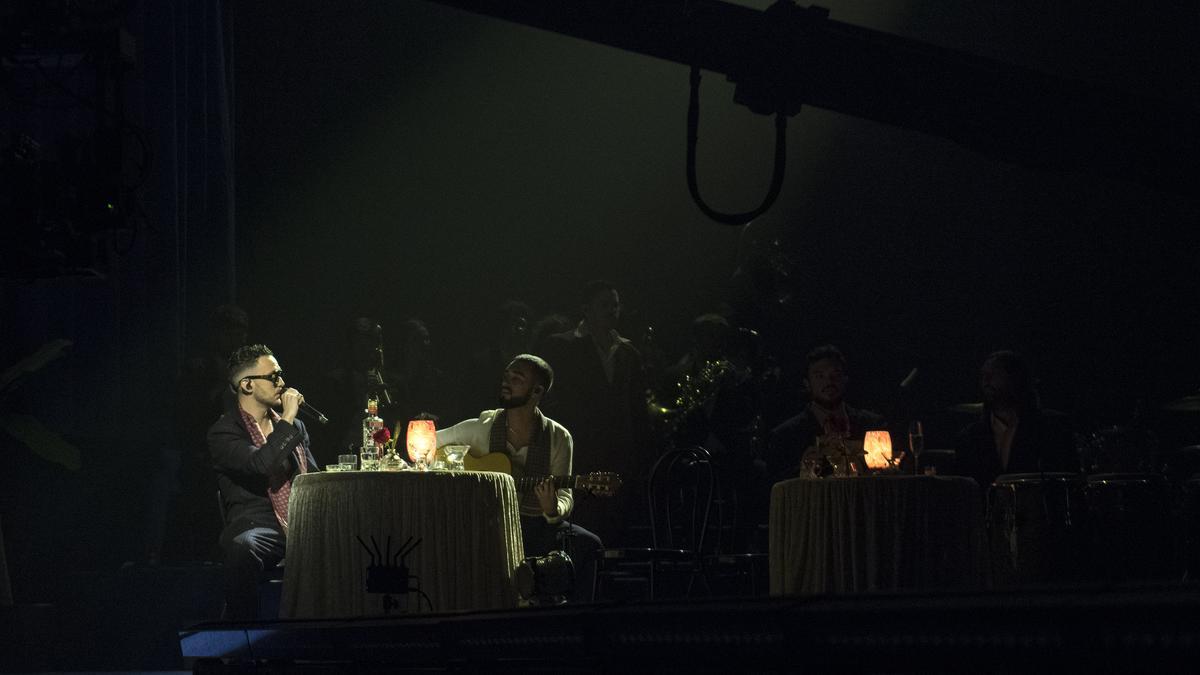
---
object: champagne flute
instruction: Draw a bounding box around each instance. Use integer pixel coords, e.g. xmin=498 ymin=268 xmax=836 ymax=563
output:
xmin=908 ymin=420 xmax=924 ymax=475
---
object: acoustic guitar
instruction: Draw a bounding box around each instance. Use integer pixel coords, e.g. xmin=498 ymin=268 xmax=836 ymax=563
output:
xmin=463 ymin=452 xmax=622 ymax=498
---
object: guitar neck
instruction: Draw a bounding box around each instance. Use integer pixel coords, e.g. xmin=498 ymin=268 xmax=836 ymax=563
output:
xmin=514 ymin=474 xmax=578 ymax=491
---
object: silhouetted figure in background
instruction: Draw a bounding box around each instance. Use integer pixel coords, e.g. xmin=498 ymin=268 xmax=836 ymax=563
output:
xmin=728 ymin=232 xmax=799 ymax=358
xmin=158 ymin=304 xmax=249 ymax=562
xmin=663 ymin=313 xmax=734 ymax=452
xmin=542 ymin=280 xmax=652 ymax=547
xmin=668 ymin=322 xmax=776 ymax=544
xmin=390 ymin=318 xmax=455 ymax=425
xmin=664 ymin=313 xmax=731 ymax=387
xmin=633 ymin=323 xmax=669 ymax=398
xmin=210 ymin=344 xmax=317 ymax=620
xmin=529 ymin=312 xmax=572 ymax=353
xmin=954 ymin=350 xmax=1077 ymax=490
xmin=322 ymin=318 xmax=394 ymax=460
xmin=767 ymin=345 xmax=886 ymax=484
xmin=464 ymin=300 xmax=533 ymax=418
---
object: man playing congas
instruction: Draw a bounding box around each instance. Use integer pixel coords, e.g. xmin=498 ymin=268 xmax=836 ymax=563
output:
xmin=954 ymin=350 xmax=1077 ymax=489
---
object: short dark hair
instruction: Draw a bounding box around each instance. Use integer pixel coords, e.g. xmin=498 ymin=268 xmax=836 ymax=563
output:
xmin=510 ymin=353 xmax=554 ymax=392
xmin=984 ymin=350 xmax=1036 ymax=404
xmin=227 ymin=344 xmax=274 ymax=387
xmin=806 ymin=344 xmax=846 ymax=373
xmin=581 ymin=279 xmax=617 ymax=307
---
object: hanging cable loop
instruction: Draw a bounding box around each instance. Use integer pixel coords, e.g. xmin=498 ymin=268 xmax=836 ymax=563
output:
xmin=686 ymin=65 xmax=788 ymax=227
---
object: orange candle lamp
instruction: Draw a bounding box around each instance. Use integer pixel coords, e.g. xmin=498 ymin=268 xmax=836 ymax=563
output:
xmin=406 ymin=419 xmax=437 ymax=466
xmin=863 ymin=430 xmax=893 ymax=471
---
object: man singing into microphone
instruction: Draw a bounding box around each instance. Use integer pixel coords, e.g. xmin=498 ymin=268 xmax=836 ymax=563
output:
xmin=208 ymin=344 xmax=318 ymax=619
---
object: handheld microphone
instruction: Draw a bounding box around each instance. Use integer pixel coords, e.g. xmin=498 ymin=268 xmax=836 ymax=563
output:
xmin=299 ymin=400 xmax=330 ymax=425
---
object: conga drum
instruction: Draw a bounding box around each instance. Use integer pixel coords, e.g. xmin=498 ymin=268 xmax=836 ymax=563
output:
xmin=1180 ymin=478 xmax=1200 ymax=581
xmin=987 ymin=473 xmax=1088 ymax=586
xmin=1085 ymin=473 xmax=1179 ymax=582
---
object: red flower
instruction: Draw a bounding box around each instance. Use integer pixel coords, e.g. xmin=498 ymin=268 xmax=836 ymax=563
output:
xmin=372 ymin=427 xmax=391 ymax=444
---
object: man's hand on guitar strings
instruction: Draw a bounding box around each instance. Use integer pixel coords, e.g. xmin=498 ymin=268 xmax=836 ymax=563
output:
xmin=534 ymin=477 xmax=558 ymax=517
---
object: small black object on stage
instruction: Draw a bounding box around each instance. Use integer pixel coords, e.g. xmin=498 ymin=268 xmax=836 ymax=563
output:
xmin=516 ymin=550 xmax=575 ymax=606
xmin=357 ymin=535 xmax=432 ymax=614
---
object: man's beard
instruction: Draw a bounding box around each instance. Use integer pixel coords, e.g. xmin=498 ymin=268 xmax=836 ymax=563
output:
xmin=812 ymin=389 xmax=843 ymax=409
xmin=499 ymin=392 xmax=531 ymax=409
xmin=813 ymin=397 xmax=843 ymax=411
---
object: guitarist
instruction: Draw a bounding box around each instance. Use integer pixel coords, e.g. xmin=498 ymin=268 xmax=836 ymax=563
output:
xmin=436 ymin=354 xmax=603 ymax=603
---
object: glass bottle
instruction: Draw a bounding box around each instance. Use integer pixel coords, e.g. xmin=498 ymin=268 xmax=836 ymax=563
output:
xmin=358 ymin=397 xmax=386 ymax=470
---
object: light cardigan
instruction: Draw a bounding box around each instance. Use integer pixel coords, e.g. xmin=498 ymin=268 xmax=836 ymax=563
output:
xmin=436 ymin=408 xmax=574 ymax=522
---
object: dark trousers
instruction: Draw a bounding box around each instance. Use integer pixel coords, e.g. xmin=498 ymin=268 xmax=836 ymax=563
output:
xmin=219 ymin=516 xmax=285 ymax=620
xmin=520 ymin=515 xmax=603 ymax=604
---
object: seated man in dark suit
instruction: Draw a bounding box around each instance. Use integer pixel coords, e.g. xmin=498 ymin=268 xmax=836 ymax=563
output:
xmin=208 ymin=344 xmax=318 ymax=620
xmin=954 ymin=350 xmax=1077 ymax=491
xmin=768 ymin=344 xmax=886 ymax=482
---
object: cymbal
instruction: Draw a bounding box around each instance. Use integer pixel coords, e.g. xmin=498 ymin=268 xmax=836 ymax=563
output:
xmin=946 ymin=402 xmax=983 ymax=414
xmin=943 ymin=402 xmax=1067 ymax=416
xmin=1164 ymin=394 xmax=1200 ymax=412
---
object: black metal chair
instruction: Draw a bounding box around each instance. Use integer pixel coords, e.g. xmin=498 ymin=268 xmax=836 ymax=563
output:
xmin=592 ymin=446 xmax=715 ymax=601
xmin=699 ymin=462 xmax=769 ymax=597
xmin=216 ymin=490 xmax=285 ymax=618
xmin=702 ymin=491 xmax=768 ymax=597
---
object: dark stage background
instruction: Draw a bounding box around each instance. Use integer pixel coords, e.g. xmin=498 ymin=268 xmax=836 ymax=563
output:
xmin=2 ymin=0 xmax=1199 ymax=644
xmin=229 ymin=0 xmax=1199 ymax=423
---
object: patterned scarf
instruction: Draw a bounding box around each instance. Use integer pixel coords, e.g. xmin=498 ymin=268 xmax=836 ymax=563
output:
xmin=488 ymin=409 xmax=551 ymax=514
xmin=239 ymin=405 xmax=308 ymax=531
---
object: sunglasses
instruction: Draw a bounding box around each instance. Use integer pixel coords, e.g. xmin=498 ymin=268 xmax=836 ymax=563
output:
xmin=242 ymin=370 xmax=284 ymax=386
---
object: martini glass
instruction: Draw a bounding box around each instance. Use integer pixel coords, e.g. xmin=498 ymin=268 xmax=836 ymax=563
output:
xmin=443 ymin=444 xmax=469 ymax=470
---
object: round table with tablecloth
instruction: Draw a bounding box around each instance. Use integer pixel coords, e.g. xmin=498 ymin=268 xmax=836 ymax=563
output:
xmin=769 ymin=475 xmax=986 ymax=595
xmin=280 ymin=470 xmax=524 ymax=618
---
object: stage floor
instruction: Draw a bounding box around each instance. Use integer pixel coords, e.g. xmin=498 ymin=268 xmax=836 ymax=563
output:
xmin=7 ymin=561 xmax=1200 ymax=673
xmin=180 ymin=584 xmax=1200 ymax=673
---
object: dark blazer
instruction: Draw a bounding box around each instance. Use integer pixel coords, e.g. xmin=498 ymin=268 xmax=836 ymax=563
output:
xmin=953 ymin=407 xmax=1078 ymax=491
xmin=767 ymin=404 xmax=886 ymax=484
xmin=539 ymin=329 xmax=651 ymax=478
xmin=208 ymin=397 xmax=318 ymax=526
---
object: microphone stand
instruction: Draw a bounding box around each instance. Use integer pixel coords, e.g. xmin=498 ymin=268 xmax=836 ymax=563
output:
xmin=891 ymin=367 xmax=919 ymax=474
